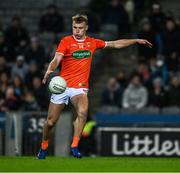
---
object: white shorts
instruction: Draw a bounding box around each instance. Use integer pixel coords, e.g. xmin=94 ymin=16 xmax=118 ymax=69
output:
xmin=50 ymin=87 xmax=88 ymax=105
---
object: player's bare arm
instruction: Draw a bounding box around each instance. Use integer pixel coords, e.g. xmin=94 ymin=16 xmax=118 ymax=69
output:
xmin=42 ymin=53 xmax=64 ymax=84
xmin=105 ymin=39 xmax=152 ymax=49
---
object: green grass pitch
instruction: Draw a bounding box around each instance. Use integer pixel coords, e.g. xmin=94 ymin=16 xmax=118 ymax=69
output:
xmin=0 ymin=156 xmax=180 ymax=172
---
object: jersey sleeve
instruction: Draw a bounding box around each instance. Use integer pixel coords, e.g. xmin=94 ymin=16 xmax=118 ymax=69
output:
xmin=95 ymin=39 xmax=106 ymax=49
xmin=56 ymin=38 xmax=67 ymax=55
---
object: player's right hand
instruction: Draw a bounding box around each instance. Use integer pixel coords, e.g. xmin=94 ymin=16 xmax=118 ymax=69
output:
xmin=136 ymin=39 xmax=153 ymax=48
xmin=42 ymin=70 xmax=53 ymax=84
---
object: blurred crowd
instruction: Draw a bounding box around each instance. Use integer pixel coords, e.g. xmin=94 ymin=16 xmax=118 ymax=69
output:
xmin=0 ymin=0 xmax=180 ymax=112
xmin=0 ymin=5 xmax=63 ymax=112
xmin=101 ymin=69 xmax=180 ymax=110
xmin=97 ymin=0 xmax=180 ymax=110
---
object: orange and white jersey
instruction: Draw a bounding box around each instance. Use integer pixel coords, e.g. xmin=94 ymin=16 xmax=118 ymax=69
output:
xmin=56 ymin=35 xmax=106 ymax=88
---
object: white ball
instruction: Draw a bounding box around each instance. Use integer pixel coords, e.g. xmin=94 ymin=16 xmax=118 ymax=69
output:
xmin=48 ymin=76 xmax=67 ymax=94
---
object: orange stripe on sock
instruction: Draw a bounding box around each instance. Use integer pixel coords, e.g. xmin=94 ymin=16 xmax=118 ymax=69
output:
xmin=41 ymin=140 xmax=49 ymax=150
xmin=71 ymin=136 xmax=80 ymax=147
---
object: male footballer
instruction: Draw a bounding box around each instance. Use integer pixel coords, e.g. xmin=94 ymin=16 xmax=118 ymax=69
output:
xmin=38 ymin=14 xmax=152 ymax=159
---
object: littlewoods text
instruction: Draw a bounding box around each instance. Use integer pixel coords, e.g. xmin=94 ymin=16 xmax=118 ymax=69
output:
xmin=112 ymin=133 xmax=180 ymax=156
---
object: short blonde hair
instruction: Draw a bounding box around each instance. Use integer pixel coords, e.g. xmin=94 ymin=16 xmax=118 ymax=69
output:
xmin=72 ymin=14 xmax=88 ymax=24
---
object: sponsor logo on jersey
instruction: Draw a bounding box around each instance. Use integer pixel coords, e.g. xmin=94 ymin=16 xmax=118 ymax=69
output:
xmin=72 ymin=50 xmax=91 ymax=59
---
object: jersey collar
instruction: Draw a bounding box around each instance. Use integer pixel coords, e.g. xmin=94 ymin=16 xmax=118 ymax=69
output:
xmin=72 ymin=35 xmax=86 ymax=42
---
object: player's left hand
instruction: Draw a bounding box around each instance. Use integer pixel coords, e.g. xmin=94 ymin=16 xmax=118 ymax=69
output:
xmin=42 ymin=70 xmax=53 ymax=84
xmin=136 ymin=39 xmax=153 ymax=48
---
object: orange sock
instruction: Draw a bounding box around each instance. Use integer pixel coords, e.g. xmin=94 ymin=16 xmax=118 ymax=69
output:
xmin=71 ymin=136 xmax=80 ymax=147
xmin=41 ymin=140 xmax=49 ymax=150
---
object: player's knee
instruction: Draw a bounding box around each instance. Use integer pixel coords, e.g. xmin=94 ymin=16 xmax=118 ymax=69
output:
xmin=46 ymin=118 xmax=57 ymax=127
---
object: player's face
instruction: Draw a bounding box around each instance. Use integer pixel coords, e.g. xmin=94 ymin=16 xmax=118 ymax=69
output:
xmin=72 ymin=21 xmax=88 ymax=40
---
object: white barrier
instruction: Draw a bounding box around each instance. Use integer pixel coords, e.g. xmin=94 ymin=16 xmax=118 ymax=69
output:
xmin=5 ymin=111 xmax=72 ymax=156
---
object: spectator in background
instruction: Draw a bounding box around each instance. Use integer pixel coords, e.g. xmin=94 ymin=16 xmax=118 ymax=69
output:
xmin=124 ymin=0 xmax=134 ymax=25
xmin=11 ymin=55 xmax=29 ymax=81
xmin=0 ymin=72 xmax=9 ymax=98
xmin=165 ymin=51 xmax=180 ymax=74
xmin=1 ymin=86 xmax=20 ymax=111
xmin=101 ymin=77 xmax=123 ymax=107
xmin=149 ymin=3 xmax=165 ymax=33
xmin=0 ymin=56 xmax=10 ymax=75
xmin=133 ymin=0 xmax=146 ymax=23
xmin=161 ymin=18 xmax=180 ymax=69
xmin=148 ymin=78 xmax=168 ymax=108
xmin=32 ymin=76 xmax=48 ymax=110
xmin=166 ymin=54 xmax=180 ymax=74
xmin=131 ymin=61 xmax=150 ymax=86
xmin=25 ymin=61 xmax=41 ymax=87
xmin=148 ymin=57 xmax=169 ymax=86
xmin=137 ymin=18 xmax=162 ymax=59
xmin=0 ymin=72 xmax=7 ymax=110
xmin=22 ymin=89 xmax=39 ymax=111
xmin=101 ymin=0 xmax=130 ymax=36
xmin=12 ymin=75 xmax=24 ymax=99
xmin=0 ymin=31 xmax=14 ymax=62
xmin=168 ymin=76 xmax=180 ymax=107
xmin=5 ymin=16 xmax=29 ymax=58
xmin=116 ymin=70 xmax=127 ymax=88
xmin=25 ymin=36 xmax=46 ymax=69
xmin=122 ymin=74 xmax=148 ymax=109
xmin=39 ymin=4 xmax=64 ymax=34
